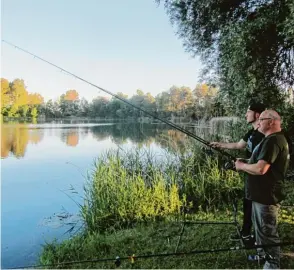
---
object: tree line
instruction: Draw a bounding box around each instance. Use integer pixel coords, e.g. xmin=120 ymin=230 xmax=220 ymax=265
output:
xmin=1 ymin=77 xmax=220 ymax=120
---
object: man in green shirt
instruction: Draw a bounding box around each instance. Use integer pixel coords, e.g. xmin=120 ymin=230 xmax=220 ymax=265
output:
xmin=235 ymin=110 xmax=290 ymax=269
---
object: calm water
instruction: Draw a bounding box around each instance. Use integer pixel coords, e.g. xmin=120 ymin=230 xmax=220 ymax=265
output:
xmin=1 ymin=120 xmax=211 ymax=268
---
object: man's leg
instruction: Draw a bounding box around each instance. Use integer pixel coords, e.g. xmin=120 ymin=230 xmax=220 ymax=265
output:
xmin=242 ymin=198 xmax=253 ymax=236
xmin=252 ymin=201 xmax=280 ymax=269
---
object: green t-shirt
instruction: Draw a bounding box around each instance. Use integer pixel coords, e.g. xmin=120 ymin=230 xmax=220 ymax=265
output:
xmin=246 ymin=131 xmax=290 ymax=204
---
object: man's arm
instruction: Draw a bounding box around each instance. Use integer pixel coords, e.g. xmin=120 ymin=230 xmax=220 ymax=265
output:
xmin=210 ymin=139 xmax=247 ymax=150
xmin=235 ymin=159 xmax=271 ymax=175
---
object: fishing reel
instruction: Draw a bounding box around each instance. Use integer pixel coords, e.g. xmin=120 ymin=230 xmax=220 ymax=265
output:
xmin=223 ymin=160 xmax=236 ymax=171
xmin=223 ymin=158 xmax=248 ymax=171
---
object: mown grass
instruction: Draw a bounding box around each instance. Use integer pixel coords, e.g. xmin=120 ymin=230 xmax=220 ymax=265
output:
xmin=39 ymin=143 xmax=294 ymax=269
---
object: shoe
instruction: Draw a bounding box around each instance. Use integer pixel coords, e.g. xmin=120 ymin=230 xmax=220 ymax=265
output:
xmin=242 ymin=234 xmax=254 ymax=241
xmin=230 ymin=231 xmax=254 ymax=241
xmin=242 ymin=235 xmax=255 ymax=247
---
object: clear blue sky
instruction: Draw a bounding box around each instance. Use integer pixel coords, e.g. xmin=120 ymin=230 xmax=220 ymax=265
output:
xmin=1 ymin=0 xmax=202 ymax=101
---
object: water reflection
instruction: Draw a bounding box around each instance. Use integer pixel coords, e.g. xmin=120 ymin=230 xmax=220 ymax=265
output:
xmin=61 ymin=130 xmax=80 ymax=147
xmin=1 ymin=124 xmax=42 ymax=158
xmin=1 ymin=122 xmax=212 ymax=159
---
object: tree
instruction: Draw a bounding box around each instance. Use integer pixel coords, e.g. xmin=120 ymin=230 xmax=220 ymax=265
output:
xmin=20 ymin=105 xmax=29 ymax=117
xmin=193 ymin=84 xmax=211 ymax=98
xmin=129 ymin=90 xmax=146 ymax=117
xmin=144 ymin=92 xmax=156 ymax=112
xmin=28 ymin=93 xmax=44 ymax=106
xmin=179 ymin=86 xmax=193 ymax=109
xmin=44 ymin=99 xmax=55 ymax=117
xmin=59 ymin=93 xmax=79 ymax=117
xmin=107 ymin=93 xmax=129 ymax=118
xmin=10 ymin=79 xmax=29 ymax=107
xmin=78 ymin=98 xmax=90 ymax=116
xmin=1 ymin=78 xmax=46 ymax=118
xmin=169 ymin=86 xmax=181 ymax=112
xmin=1 ymin=78 xmax=10 ymax=113
xmin=64 ymin=90 xmax=79 ymax=101
xmin=90 ymin=96 xmax=109 ymax=117
xmin=160 ymin=0 xmax=294 ymax=115
xmin=156 ymin=91 xmax=172 ymax=113
xmin=136 ymin=89 xmax=144 ymax=96
xmin=6 ymin=79 xmax=29 ymax=117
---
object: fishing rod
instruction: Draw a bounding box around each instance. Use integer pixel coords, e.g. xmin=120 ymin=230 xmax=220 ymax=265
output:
xmin=8 ymin=241 xmax=294 ymax=269
xmin=2 ymin=40 xmax=236 ymax=161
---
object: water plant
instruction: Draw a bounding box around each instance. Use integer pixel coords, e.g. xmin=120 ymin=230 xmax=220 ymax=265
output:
xmin=81 ymin=144 xmax=242 ymax=233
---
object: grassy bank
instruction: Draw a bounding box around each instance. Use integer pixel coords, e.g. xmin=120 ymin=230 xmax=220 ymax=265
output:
xmin=39 ymin=214 xmax=294 ymax=269
xmin=39 ymin=145 xmax=294 ymax=269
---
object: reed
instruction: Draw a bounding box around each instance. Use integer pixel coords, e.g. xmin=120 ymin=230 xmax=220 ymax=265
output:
xmin=81 ymin=145 xmax=242 ymax=233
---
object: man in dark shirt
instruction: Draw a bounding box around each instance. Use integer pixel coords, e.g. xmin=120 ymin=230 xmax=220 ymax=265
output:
xmin=235 ymin=110 xmax=290 ymax=269
xmin=210 ymin=102 xmax=265 ymax=241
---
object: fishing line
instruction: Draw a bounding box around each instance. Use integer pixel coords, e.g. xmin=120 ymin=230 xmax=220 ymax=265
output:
xmin=2 ymin=39 xmax=236 ymax=161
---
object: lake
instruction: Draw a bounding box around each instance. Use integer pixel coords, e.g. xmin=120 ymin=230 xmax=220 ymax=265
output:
xmin=1 ymin=120 xmax=212 ymax=268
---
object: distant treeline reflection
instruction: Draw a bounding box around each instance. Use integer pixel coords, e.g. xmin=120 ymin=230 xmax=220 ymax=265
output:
xmin=1 ymin=123 xmax=211 ymax=158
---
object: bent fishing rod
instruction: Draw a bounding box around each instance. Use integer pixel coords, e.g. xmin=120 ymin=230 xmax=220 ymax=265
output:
xmin=2 ymin=40 xmax=236 ymax=161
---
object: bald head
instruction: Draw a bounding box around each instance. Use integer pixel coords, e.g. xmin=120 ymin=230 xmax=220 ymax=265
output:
xmin=264 ymin=110 xmax=281 ymax=121
xmin=258 ymin=110 xmax=282 ymax=135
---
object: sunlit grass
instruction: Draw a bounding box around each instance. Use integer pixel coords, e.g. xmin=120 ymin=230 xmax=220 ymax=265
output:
xmin=80 ymin=146 xmax=242 ymax=233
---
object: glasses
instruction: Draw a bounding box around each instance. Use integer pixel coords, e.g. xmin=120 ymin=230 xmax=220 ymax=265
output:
xmin=259 ymin=117 xmax=272 ymax=121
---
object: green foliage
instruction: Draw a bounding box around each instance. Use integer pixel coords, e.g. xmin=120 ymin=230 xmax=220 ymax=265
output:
xmin=280 ymin=103 xmax=294 ymax=130
xmin=280 ymin=207 xmax=294 ymax=225
xmin=2 ymin=76 xmax=221 ymax=120
xmin=30 ymin=107 xmax=38 ymax=118
xmin=1 ymin=78 xmax=44 ymax=118
xmin=20 ymin=105 xmax=29 ymax=117
xmin=59 ymin=94 xmax=80 ymax=117
xmin=177 ymin=149 xmax=242 ymax=211
xmin=160 ymin=0 xmax=294 ymax=115
xmin=81 ymin=150 xmax=187 ymax=232
xmin=1 ymin=78 xmax=10 ymax=111
xmin=81 ymin=146 xmax=242 ymax=233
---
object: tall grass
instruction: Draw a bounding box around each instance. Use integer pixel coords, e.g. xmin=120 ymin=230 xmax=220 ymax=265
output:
xmin=81 ymin=144 xmax=242 ymax=233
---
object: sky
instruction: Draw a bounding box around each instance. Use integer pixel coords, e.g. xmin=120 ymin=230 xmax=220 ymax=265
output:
xmin=1 ymin=0 xmax=202 ymax=102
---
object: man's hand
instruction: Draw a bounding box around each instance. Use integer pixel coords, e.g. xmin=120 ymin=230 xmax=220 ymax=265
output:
xmin=210 ymin=142 xmax=223 ymax=148
xmin=235 ymin=159 xmax=246 ymax=171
